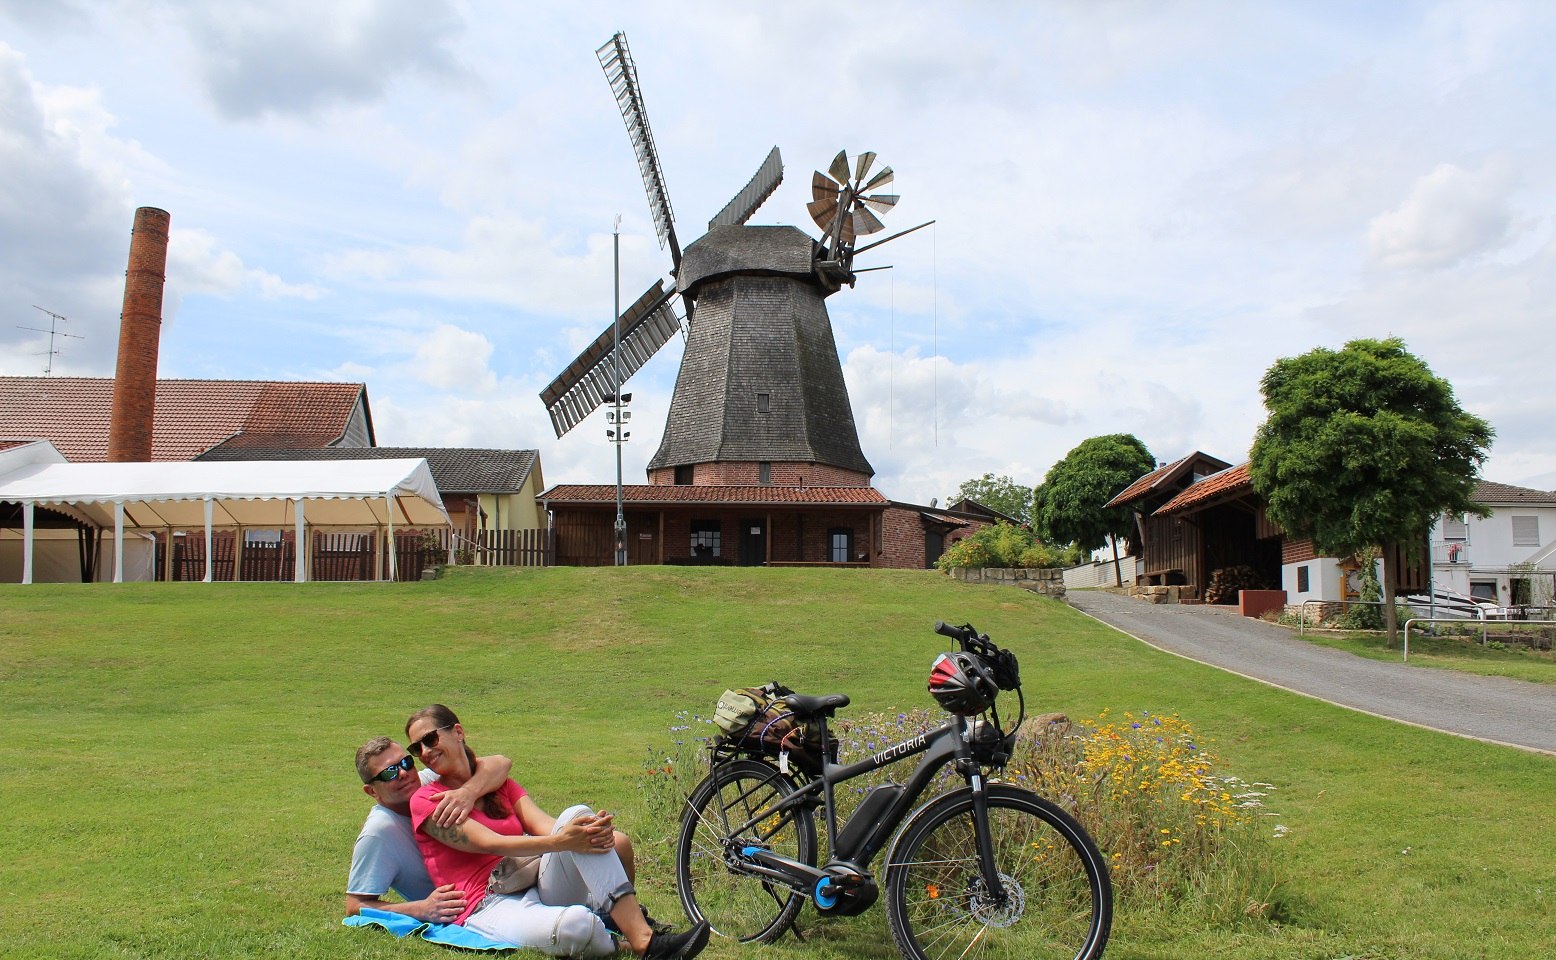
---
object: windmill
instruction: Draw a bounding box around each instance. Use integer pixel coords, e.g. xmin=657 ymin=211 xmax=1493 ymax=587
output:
xmin=540 ymin=32 xmax=927 ymax=484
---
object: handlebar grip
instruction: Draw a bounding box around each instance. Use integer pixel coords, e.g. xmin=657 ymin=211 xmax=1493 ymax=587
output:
xmin=934 ymin=620 xmax=963 ymax=639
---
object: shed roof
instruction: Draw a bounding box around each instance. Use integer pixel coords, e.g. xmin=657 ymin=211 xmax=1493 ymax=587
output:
xmin=1105 ymin=451 xmax=1233 ymax=509
xmin=540 ymin=484 xmax=888 ymax=507
xmin=196 ymin=445 xmax=538 ymax=495
xmin=0 ymin=377 xmax=370 ymax=462
xmin=1154 ymin=463 xmax=1253 ymax=516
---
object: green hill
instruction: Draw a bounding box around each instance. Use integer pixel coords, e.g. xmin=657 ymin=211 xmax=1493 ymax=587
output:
xmin=2 ymin=566 xmax=1551 ymax=958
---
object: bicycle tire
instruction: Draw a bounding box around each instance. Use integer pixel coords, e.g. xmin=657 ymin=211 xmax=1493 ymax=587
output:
xmin=675 ymin=758 xmax=818 ymax=943
xmin=884 ymin=784 xmax=1112 ymax=960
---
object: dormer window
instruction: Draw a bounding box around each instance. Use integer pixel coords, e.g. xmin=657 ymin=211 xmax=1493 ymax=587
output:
xmin=757 ymin=393 xmax=770 ymax=413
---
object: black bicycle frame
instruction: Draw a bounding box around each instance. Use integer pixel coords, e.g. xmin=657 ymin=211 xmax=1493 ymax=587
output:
xmin=720 ymin=711 xmax=983 ymax=877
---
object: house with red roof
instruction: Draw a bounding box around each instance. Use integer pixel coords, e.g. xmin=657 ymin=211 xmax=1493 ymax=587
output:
xmin=0 ymin=376 xmax=374 ymax=461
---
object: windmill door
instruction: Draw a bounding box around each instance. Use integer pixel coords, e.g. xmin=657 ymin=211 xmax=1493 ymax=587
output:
xmin=739 ymin=519 xmax=767 ymax=566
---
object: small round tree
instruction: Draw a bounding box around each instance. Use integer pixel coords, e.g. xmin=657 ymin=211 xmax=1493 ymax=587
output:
xmin=1249 ymin=338 xmax=1493 ymax=645
xmin=1033 ymin=434 xmax=1156 ymax=586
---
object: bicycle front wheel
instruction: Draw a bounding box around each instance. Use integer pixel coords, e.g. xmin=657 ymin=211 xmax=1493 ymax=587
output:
xmin=675 ymin=758 xmax=817 ymax=943
xmin=885 ymin=784 xmax=1111 ymax=960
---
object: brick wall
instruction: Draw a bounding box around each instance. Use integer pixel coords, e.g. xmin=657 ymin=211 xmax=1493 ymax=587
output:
xmin=646 ymin=460 xmax=872 ymax=486
xmin=107 ymin=207 xmax=171 ymax=462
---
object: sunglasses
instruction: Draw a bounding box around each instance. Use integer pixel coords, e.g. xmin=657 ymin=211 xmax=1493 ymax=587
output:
xmin=369 ymin=754 xmax=416 ymax=784
xmin=408 ymin=724 xmax=453 ymax=758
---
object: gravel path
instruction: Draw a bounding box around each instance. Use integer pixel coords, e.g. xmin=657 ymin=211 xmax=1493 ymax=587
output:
xmin=1065 ymin=590 xmax=1556 ymax=755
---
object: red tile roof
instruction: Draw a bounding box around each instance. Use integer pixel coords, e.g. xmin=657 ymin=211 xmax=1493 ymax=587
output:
xmin=540 ymin=484 xmax=890 ymax=507
xmin=1471 ymin=480 xmax=1556 ymax=504
xmin=1105 ymin=451 xmax=1234 ymax=508
xmin=1154 ymin=463 xmax=1253 ymax=515
xmin=0 ymin=377 xmax=367 ymax=462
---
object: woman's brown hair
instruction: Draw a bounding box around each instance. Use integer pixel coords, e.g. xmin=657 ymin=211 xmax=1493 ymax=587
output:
xmin=407 ymin=704 xmax=512 ymax=820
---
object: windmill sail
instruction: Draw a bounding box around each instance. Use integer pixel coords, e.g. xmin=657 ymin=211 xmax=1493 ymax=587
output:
xmin=597 ymin=33 xmax=680 ymax=266
xmin=708 ymin=146 xmax=784 ymax=229
xmin=539 ymin=281 xmax=680 ymax=438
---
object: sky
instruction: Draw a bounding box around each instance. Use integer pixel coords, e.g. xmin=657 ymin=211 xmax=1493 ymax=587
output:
xmin=2 ymin=1 xmax=1553 ymax=502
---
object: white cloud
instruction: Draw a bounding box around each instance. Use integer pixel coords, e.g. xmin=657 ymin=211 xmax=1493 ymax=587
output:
xmin=167 ymin=228 xmax=324 ymax=300
xmin=1367 ymin=162 xmax=1518 ymax=270
xmin=170 ymin=0 xmax=466 ymax=120
xmin=412 ymin=323 xmax=497 ymax=393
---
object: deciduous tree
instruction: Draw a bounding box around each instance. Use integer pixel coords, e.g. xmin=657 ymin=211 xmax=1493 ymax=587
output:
xmin=951 ymin=473 xmax=1034 ymax=524
xmin=1033 ymin=434 xmax=1156 ymax=586
xmin=1249 ymin=337 xmax=1493 ymax=645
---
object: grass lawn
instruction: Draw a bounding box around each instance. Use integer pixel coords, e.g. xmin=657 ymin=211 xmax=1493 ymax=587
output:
xmin=3 ymin=566 xmax=1553 ymax=959
xmin=1296 ymin=624 xmax=1556 ymax=684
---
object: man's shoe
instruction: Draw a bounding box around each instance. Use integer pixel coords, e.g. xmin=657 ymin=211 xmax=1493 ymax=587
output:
xmin=641 ymin=906 xmax=675 ymax=935
xmin=643 ymin=920 xmax=710 ymax=960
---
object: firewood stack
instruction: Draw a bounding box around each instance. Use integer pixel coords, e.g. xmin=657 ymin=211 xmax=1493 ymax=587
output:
xmin=1203 ymin=564 xmax=1264 ymax=604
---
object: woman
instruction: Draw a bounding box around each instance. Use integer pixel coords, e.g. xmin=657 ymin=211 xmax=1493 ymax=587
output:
xmin=405 ymin=704 xmax=708 ymax=959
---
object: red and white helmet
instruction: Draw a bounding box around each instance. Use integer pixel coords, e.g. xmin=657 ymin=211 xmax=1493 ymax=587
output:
xmin=927 ymin=652 xmax=998 ymax=716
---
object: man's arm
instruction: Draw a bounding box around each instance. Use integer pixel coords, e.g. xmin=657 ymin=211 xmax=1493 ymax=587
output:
xmin=345 ymin=884 xmax=467 ymax=923
xmin=426 ymin=754 xmax=513 ymax=827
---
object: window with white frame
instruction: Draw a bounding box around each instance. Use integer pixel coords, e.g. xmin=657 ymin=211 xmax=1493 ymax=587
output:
xmin=1512 ymin=515 xmax=1540 ymax=547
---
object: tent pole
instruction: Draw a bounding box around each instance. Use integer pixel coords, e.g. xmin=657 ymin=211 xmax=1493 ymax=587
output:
xmin=295 ymin=499 xmax=307 ymax=583
xmin=203 ymin=498 xmax=214 ymax=583
xmin=22 ymin=501 xmax=34 ymax=585
xmin=114 ymin=502 xmax=125 ymax=583
xmin=387 ymin=494 xmax=397 ymax=582
xmin=164 ymin=526 xmax=173 ymax=582
xmin=234 ymin=523 xmax=245 ymax=583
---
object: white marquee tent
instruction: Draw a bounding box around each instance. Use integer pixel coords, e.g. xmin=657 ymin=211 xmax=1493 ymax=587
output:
xmin=0 ymin=447 xmax=450 ymax=584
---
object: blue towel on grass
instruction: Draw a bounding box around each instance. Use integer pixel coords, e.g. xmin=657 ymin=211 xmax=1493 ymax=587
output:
xmin=344 ymin=907 xmax=514 ymax=951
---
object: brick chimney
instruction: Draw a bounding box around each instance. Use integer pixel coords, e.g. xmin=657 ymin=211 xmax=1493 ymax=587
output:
xmin=107 ymin=206 xmax=171 ymax=462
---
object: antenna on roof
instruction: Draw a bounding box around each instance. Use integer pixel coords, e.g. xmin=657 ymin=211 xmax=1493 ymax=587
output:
xmin=18 ymin=306 xmax=84 ymax=375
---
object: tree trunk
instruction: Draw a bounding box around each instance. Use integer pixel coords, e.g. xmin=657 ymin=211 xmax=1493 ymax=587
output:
xmin=1110 ymin=535 xmax=1123 ymax=587
xmin=1382 ymin=540 xmax=1400 ymax=647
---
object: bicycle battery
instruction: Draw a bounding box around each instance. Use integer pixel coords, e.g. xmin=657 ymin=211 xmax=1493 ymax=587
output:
xmin=836 ymin=783 xmax=906 ymax=860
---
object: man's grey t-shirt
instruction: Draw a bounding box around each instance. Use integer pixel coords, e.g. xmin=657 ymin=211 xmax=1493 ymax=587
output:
xmin=346 ymin=769 xmax=437 ymax=901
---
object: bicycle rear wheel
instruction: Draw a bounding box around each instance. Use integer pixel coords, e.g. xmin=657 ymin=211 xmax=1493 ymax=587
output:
xmin=885 ymin=784 xmax=1111 ymax=960
xmin=675 ymin=758 xmax=817 ymax=943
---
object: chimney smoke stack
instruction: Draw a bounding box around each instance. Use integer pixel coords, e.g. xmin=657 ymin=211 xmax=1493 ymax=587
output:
xmin=107 ymin=206 xmax=170 ymax=462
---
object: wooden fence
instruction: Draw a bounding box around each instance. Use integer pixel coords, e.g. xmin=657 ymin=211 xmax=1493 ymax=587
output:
xmin=152 ymin=531 xmax=442 ymax=582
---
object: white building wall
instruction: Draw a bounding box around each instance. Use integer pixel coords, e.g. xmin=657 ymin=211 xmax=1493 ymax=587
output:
xmin=1282 ymin=557 xmax=1346 ymax=604
xmin=1430 ymin=502 xmax=1556 ymax=604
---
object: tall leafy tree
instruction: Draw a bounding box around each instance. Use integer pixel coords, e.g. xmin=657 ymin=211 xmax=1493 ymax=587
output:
xmin=951 ymin=473 xmax=1034 ymax=524
xmin=1249 ymin=337 xmax=1493 ymax=645
xmin=1033 ymin=434 xmax=1156 ymax=586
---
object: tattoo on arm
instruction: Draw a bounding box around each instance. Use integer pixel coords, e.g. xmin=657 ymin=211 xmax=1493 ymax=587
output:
xmin=424 ymin=821 xmax=470 ymax=847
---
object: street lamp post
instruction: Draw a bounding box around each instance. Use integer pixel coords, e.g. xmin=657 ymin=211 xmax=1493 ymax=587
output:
xmin=611 ymin=217 xmax=627 ymax=566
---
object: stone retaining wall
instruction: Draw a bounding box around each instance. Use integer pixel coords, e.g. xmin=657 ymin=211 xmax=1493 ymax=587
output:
xmin=945 ymin=566 xmax=1066 ymax=598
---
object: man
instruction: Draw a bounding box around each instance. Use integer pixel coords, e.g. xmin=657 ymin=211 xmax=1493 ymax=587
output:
xmin=347 ymin=736 xmax=512 ymax=921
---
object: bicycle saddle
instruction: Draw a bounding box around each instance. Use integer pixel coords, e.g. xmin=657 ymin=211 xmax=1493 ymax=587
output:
xmin=783 ymin=693 xmax=850 ymax=717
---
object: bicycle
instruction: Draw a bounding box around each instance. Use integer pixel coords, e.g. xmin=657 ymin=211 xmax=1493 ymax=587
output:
xmin=674 ymin=621 xmax=1113 ymax=960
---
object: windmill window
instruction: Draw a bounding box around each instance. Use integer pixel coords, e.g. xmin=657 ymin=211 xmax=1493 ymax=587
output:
xmin=759 ymin=462 xmax=771 ymax=485
xmin=757 ymin=393 xmax=770 ymax=414
xmin=1512 ymin=515 xmax=1540 ymax=547
xmin=691 ymin=520 xmax=721 ymax=557
xmin=829 ymin=528 xmax=854 ymax=563
xmin=674 ymin=465 xmax=694 ymax=485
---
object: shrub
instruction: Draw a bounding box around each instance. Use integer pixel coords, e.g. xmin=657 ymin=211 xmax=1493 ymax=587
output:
xmin=642 ymin=706 xmax=1285 ymax=929
xmin=935 ymin=521 xmax=1079 ymax=570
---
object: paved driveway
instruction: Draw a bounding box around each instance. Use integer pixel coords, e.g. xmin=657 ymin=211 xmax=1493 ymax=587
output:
xmin=1065 ymin=590 xmax=1556 ymax=755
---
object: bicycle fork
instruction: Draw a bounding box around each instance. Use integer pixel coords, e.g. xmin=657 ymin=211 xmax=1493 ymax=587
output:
xmin=964 ymin=763 xmax=1009 ymax=905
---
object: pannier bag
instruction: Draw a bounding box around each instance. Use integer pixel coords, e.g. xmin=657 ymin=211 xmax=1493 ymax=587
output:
xmin=713 ymin=682 xmax=829 ymax=775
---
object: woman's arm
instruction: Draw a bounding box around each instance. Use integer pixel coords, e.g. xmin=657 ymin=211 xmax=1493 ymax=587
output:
xmin=419 ymin=810 xmax=602 ymax=857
